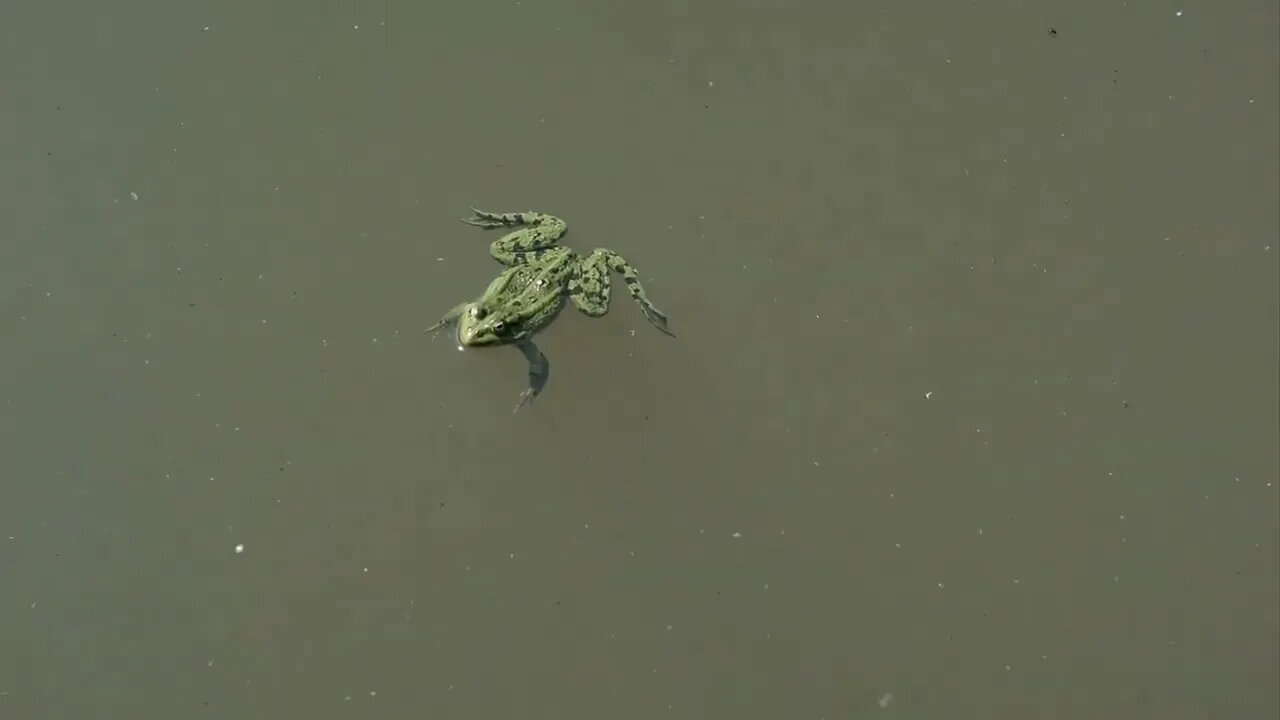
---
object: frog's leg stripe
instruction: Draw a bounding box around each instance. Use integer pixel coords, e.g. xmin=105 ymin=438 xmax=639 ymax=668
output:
xmin=597 ymin=250 xmax=674 ymax=336
xmin=605 ymin=252 xmax=656 ymax=309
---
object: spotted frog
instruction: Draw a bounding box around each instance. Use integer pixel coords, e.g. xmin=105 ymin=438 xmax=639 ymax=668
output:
xmin=426 ymin=209 xmax=673 ymax=410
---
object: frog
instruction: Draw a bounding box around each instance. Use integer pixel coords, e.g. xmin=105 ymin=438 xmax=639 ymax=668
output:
xmin=426 ymin=208 xmax=674 ymax=411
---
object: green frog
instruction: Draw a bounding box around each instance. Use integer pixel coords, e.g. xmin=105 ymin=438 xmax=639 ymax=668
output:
xmin=426 ymin=208 xmax=674 ymax=410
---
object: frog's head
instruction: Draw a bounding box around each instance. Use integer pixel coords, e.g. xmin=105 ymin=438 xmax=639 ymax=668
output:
xmin=456 ymin=302 xmax=519 ymax=347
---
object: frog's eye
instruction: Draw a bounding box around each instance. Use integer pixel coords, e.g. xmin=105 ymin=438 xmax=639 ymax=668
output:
xmin=493 ymin=320 xmax=506 ymax=332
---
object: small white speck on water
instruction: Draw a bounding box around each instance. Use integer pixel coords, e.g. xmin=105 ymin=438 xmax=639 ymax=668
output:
xmin=130 ymin=191 xmax=139 ymax=200
xmin=202 ymin=26 xmax=210 ymax=31
xmin=666 ymin=624 xmax=673 ymax=631
xmin=731 ymin=532 xmax=742 ymax=538
xmin=363 ymin=567 xmax=369 ymax=573
xmin=234 ymin=544 xmax=244 ymax=554
xmin=354 ymin=24 xmax=360 ymax=29
xmin=372 ymin=337 xmax=378 ymax=343
xmin=878 ymin=693 xmax=895 ymax=708
xmin=978 ymin=527 xmax=984 ymax=535
xmin=924 ymin=391 xmax=933 ymax=399
xmin=937 ymin=582 xmax=945 ymax=588
xmin=436 ymin=257 xmax=445 ymax=262
xmin=1175 ymin=9 xmax=1183 ymax=16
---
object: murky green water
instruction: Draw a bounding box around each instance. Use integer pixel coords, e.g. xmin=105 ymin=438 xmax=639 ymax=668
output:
xmin=2 ymin=1 xmax=1276 ymax=718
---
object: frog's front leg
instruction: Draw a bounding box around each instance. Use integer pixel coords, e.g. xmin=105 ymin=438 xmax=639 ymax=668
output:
xmin=513 ymin=337 xmax=550 ymax=412
xmin=570 ymin=249 xmax=674 ymax=336
xmin=461 ymin=208 xmax=568 ymax=266
xmin=425 ymin=302 xmax=468 ymax=338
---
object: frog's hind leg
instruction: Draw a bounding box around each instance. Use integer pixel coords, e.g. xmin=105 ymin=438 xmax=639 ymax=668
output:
xmin=461 ymin=208 xmax=568 ymax=265
xmin=570 ymin=249 xmax=674 ymax=336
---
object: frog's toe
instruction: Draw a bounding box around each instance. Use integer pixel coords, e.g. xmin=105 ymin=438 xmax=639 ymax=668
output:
xmin=461 ymin=215 xmax=504 ymax=229
xmin=514 ymin=387 xmax=539 ymax=412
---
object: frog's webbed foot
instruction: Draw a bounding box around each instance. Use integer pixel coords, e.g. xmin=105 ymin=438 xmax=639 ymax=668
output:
xmin=460 ymin=208 xmax=511 ymax=229
xmin=639 ymin=303 xmax=675 ymax=337
xmin=513 ymin=338 xmax=550 ymax=412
